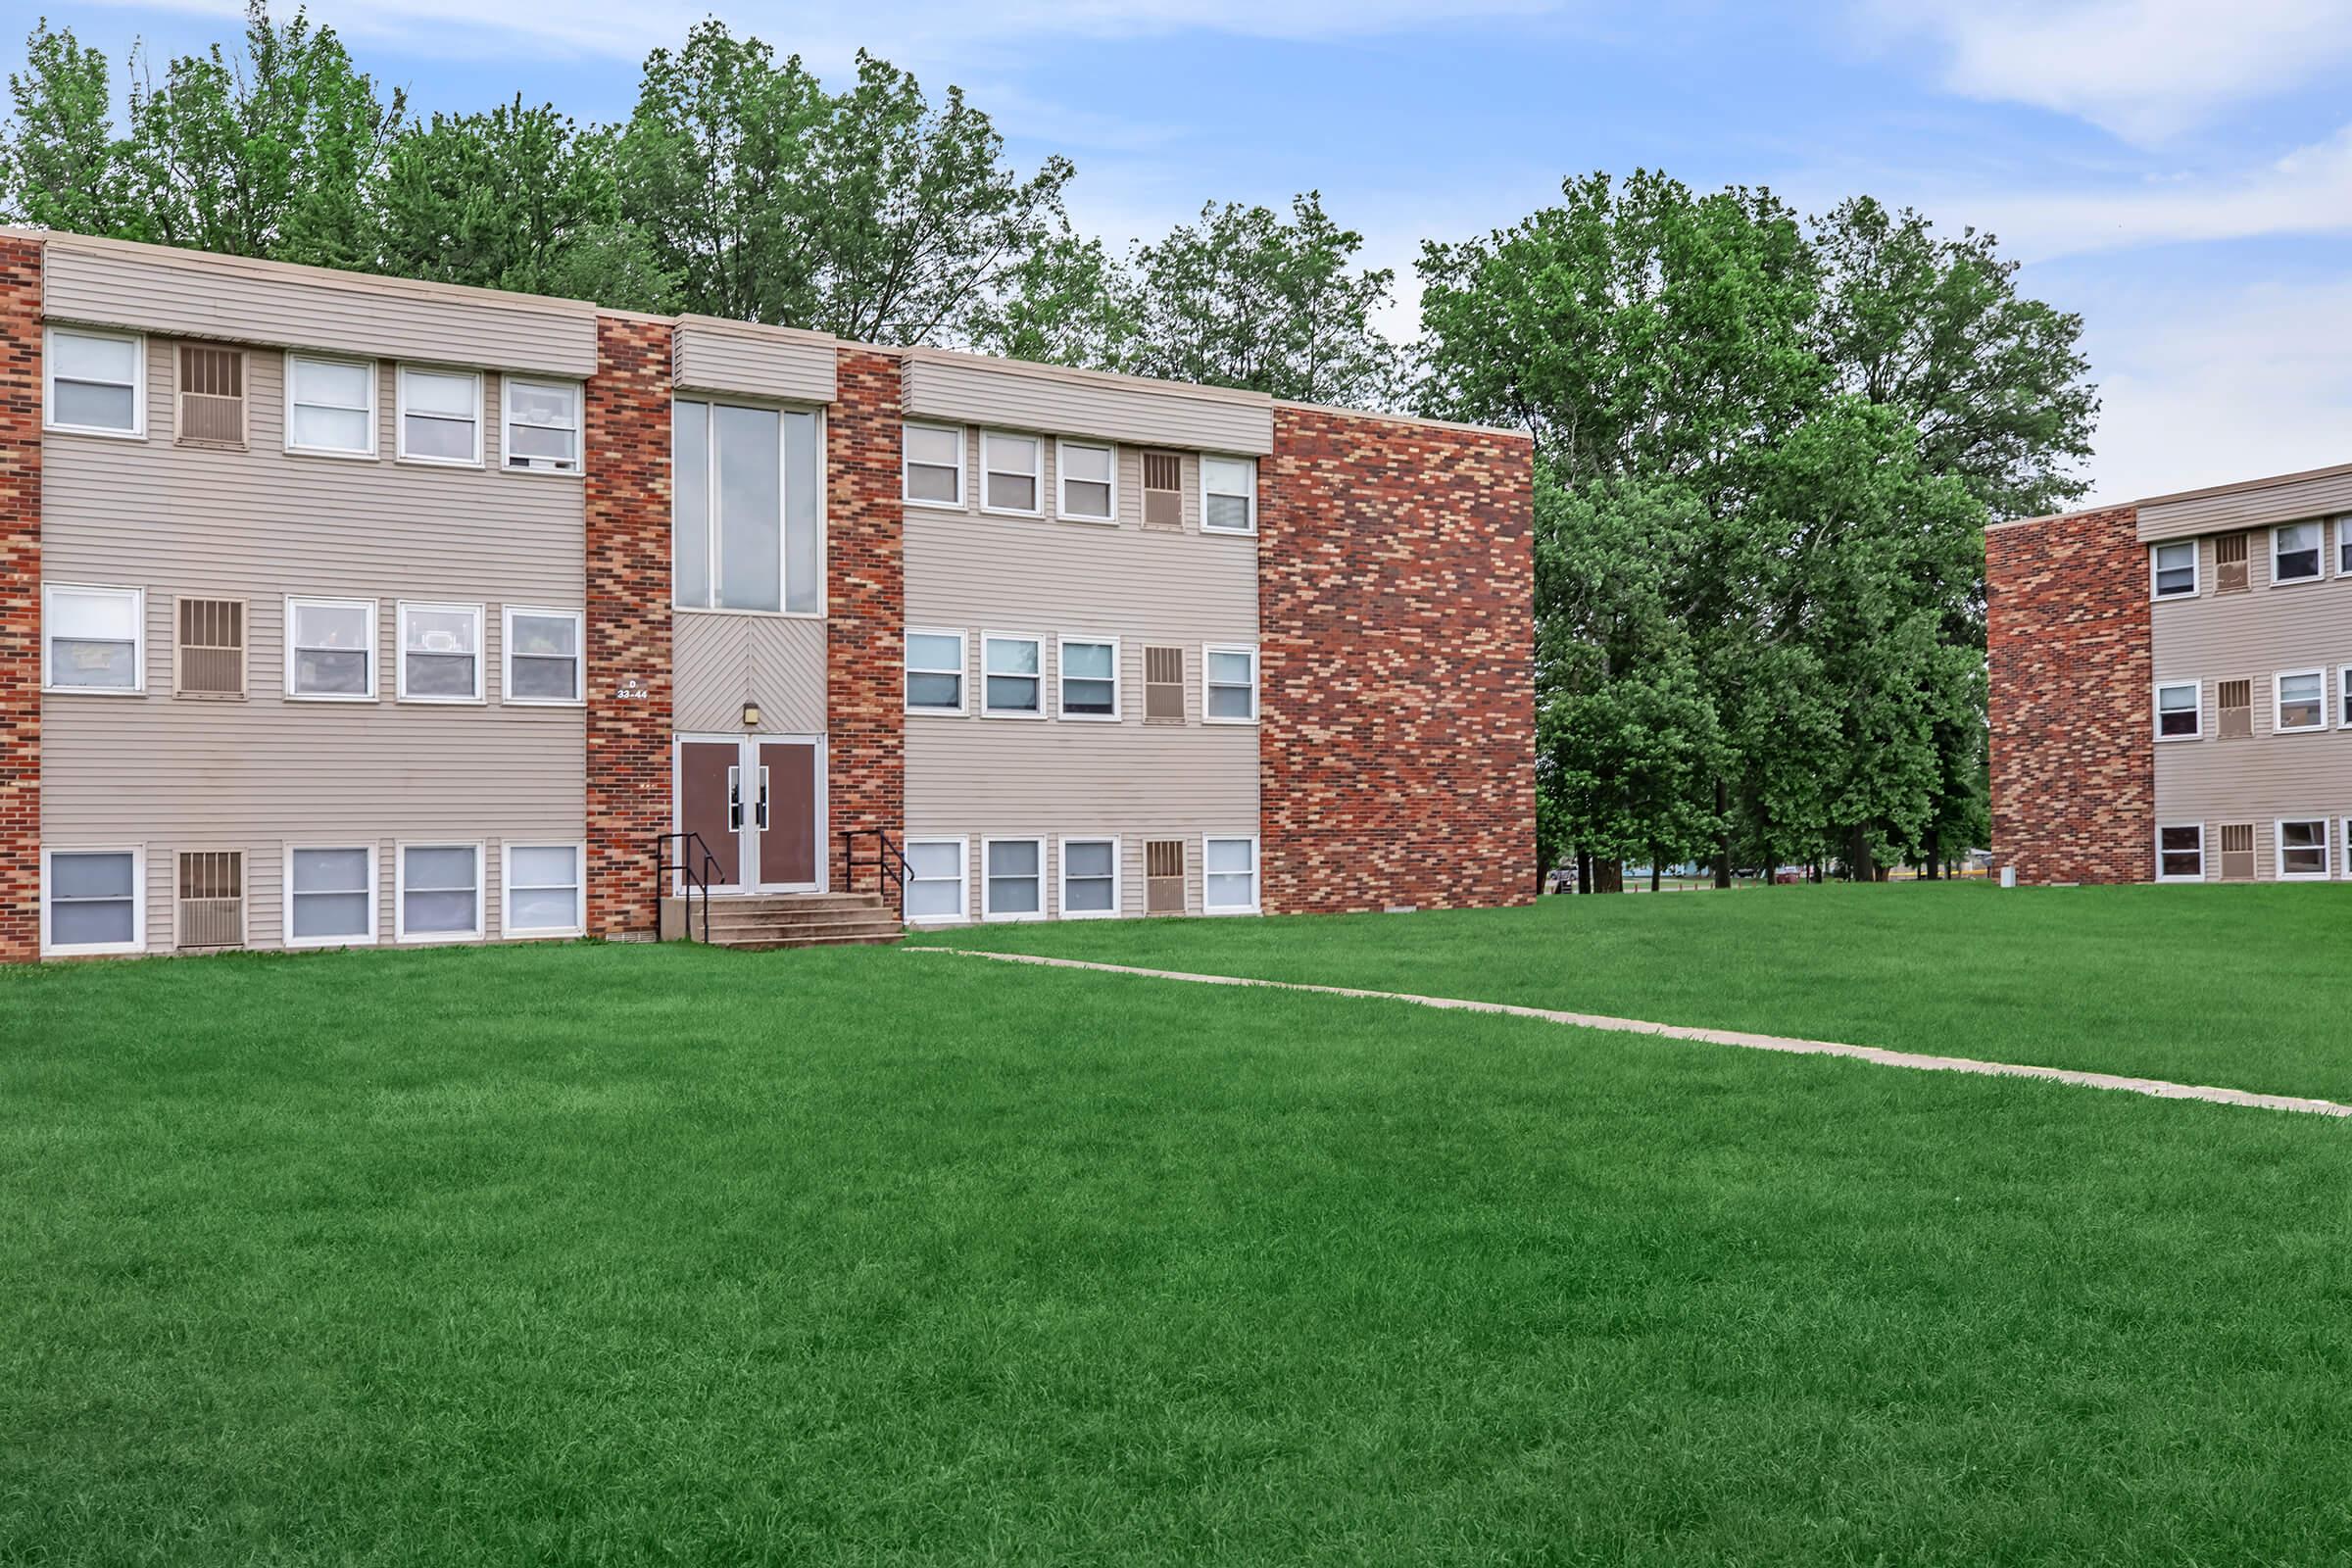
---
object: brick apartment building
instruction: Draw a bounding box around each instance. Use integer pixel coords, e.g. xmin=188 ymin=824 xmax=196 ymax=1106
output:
xmin=1989 ymin=464 xmax=2352 ymax=885
xmin=1 ymin=228 xmax=1534 ymax=960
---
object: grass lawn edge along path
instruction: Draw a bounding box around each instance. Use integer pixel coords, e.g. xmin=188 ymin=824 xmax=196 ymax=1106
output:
xmin=914 ymin=947 xmax=2352 ymax=1118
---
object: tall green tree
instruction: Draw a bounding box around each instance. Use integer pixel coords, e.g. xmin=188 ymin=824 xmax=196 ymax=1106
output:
xmin=0 ymin=19 xmax=134 ymax=235
xmin=374 ymin=101 xmax=670 ymax=311
xmin=119 ymin=0 xmax=403 ymax=269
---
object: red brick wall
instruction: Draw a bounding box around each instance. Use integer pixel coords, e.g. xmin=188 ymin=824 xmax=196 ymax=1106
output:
xmin=824 ymin=350 xmax=905 ymax=891
xmin=1986 ymin=506 xmax=2154 ymax=884
xmin=0 ymin=239 xmax=38 ymax=962
xmin=583 ymin=317 xmax=674 ymax=938
xmin=1259 ymin=406 xmax=1536 ymax=914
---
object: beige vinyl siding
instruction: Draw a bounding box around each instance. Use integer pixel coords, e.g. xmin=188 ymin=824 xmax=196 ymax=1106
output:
xmin=41 ymin=232 xmax=597 ymax=377
xmin=2138 ymin=468 xmax=2352 ymax=544
xmin=2150 ymin=518 xmax=2352 ymax=880
xmin=902 ymin=348 xmax=1274 ymax=456
xmin=672 ymin=316 xmax=838 ymax=404
xmin=903 ymin=486 xmax=1257 ymax=919
xmin=41 ymin=338 xmax=584 ymax=950
xmin=674 ymin=611 xmax=828 ymax=734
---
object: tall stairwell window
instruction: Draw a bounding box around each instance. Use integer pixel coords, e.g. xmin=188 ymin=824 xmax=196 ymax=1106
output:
xmin=675 ymin=400 xmax=822 ymax=613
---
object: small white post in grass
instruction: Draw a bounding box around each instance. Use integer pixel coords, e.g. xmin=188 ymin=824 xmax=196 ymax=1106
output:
xmin=1999 ymin=865 xmax=2017 ymax=889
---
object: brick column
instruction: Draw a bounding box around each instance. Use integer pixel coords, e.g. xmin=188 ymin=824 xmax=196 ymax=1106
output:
xmin=824 ymin=350 xmax=905 ymax=892
xmin=583 ymin=317 xmax=674 ymax=938
xmin=1259 ymin=405 xmax=1536 ymax=914
xmin=1987 ymin=506 xmax=2154 ymax=884
xmin=0 ymin=237 xmax=39 ymax=962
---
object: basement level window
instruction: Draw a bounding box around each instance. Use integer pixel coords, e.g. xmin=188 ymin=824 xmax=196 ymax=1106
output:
xmin=2277 ymin=819 xmax=2330 ymax=881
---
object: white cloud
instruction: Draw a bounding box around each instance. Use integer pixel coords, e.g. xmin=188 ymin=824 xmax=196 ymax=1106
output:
xmin=1870 ymin=0 xmax=2352 ymax=143
xmin=2080 ymin=274 xmax=2352 ymax=504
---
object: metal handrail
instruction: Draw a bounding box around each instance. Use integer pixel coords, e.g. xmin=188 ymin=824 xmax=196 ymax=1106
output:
xmin=652 ymin=830 xmax=722 ymax=943
xmin=841 ymin=827 xmax=912 ymax=921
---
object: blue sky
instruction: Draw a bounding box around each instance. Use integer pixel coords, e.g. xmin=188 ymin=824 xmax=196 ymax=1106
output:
xmin=25 ymin=0 xmax=2352 ymax=509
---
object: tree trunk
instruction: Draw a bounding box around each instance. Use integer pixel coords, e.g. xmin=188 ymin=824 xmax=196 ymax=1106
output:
xmin=1923 ymin=825 xmax=1942 ymax=880
xmin=1845 ymin=824 xmax=1874 ymax=883
xmin=1576 ymin=849 xmax=1592 ymax=896
xmin=1593 ymin=858 xmax=1624 ymax=894
xmin=1650 ymin=847 xmax=1661 ymax=894
xmin=1712 ymin=780 xmax=1733 ymax=888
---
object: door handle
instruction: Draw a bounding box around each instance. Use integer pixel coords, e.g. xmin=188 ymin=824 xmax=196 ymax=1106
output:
xmin=726 ymin=764 xmax=743 ymax=831
xmin=756 ymin=766 xmax=770 ymax=830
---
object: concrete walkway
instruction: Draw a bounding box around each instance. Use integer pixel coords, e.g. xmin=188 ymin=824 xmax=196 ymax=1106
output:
xmin=918 ymin=948 xmax=2352 ymax=1119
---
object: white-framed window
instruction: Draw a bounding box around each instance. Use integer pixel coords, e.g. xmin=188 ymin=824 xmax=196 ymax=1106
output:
xmin=40 ymin=847 xmax=145 ymax=956
xmin=2149 ymin=540 xmax=2197 ymax=600
xmin=1059 ymin=837 xmax=1121 ymax=918
xmin=396 ymin=366 xmax=483 ymax=466
xmin=2341 ymin=666 xmax=2352 ymax=729
xmin=397 ymin=601 xmax=485 ymax=704
xmin=1203 ymin=836 xmax=1260 ymax=914
xmin=673 ymin=399 xmax=824 ymax=615
xmin=1056 ymin=439 xmax=1116 ymax=522
xmin=42 ymin=584 xmax=143 ymax=693
xmin=396 ymin=842 xmax=484 ymax=941
xmin=284 ymin=354 xmax=377 ymax=457
xmin=503 ymin=842 xmax=584 ymax=936
xmin=503 ymin=378 xmax=581 ymax=474
xmin=2338 ymin=517 xmax=2352 ymax=576
xmin=1057 ymin=635 xmax=1120 ymax=720
xmin=905 ymin=628 xmax=968 ymax=715
xmin=982 ymin=836 xmax=1045 ymax=920
xmin=284 ymin=596 xmax=376 ymax=701
xmin=502 ymin=606 xmax=584 ymax=705
xmin=1201 ymin=456 xmax=1257 ymax=534
xmin=2155 ymin=824 xmax=2205 ymax=883
xmin=2277 ymin=818 xmax=2330 ymax=881
xmin=283 ymin=845 xmax=377 ymax=948
xmin=982 ymin=633 xmax=1046 ymax=717
xmin=1203 ymin=643 xmax=1259 ymax=724
xmin=981 ymin=431 xmax=1044 ymax=514
xmin=45 ymin=326 xmax=144 ymax=437
xmin=903 ymin=422 xmax=964 ymax=508
xmin=904 ymin=837 xmax=968 ymax=923
xmin=2275 ymin=668 xmax=2326 ymax=733
xmin=2274 ymin=520 xmax=2323 ymax=584
xmin=2154 ymin=680 xmax=2201 ymax=741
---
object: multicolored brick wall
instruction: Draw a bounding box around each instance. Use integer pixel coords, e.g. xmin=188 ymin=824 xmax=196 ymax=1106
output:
xmin=0 ymin=238 xmax=38 ymax=961
xmin=1258 ymin=406 xmax=1537 ymax=914
xmin=824 ymin=350 xmax=905 ymax=892
xmin=583 ymin=316 xmax=675 ymax=938
xmin=1986 ymin=505 xmax=2154 ymax=884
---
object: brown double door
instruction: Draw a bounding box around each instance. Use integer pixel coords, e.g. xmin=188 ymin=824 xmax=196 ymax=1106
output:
xmin=676 ymin=737 xmax=821 ymax=891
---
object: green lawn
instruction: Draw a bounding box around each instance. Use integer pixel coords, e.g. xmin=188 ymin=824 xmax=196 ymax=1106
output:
xmin=5 ymin=938 xmax=2351 ymax=1564
xmin=913 ymin=881 xmax=2352 ymax=1103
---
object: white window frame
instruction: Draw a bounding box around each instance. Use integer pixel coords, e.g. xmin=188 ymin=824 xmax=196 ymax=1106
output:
xmin=501 ymin=605 xmax=585 ymax=707
xmin=2341 ymin=666 xmax=2352 ymax=730
xmin=396 ymin=600 xmax=486 ymax=705
xmin=2274 ymin=666 xmax=2327 ymax=734
xmin=1056 ymin=634 xmax=1122 ymax=722
xmin=44 ymin=325 xmax=146 ymax=439
xmin=905 ymin=627 xmax=969 ymax=716
xmin=41 ymin=583 xmax=145 ymax=695
xmin=980 ymin=430 xmax=1045 ymax=517
xmin=671 ymin=398 xmax=828 ymax=618
xmin=2337 ymin=516 xmax=2352 ymax=578
xmin=2148 ymin=540 xmax=2198 ymax=600
xmin=980 ymin=835 xmax=1047 ymax=922
xmin=1054 ymin=438 xmax=1118 ymax=523
xmin=395 ymin=365 xmax=484 ymax=467
xmin=501 ymin=841 xmax=586 ymax=938
xmin=1201 ymin=835 xmax=1262 ymax=915
xmin=283 ymin=595 xmax=378 ymax=703
xmin=902 ymin=421 xmax=965 ymax=510
xmin=981 ymin=632 xmax=1048 ymax=720
xmin=2154 ymin=823 xmax=2205 ymax=884
xmin=1202 ymin=642 xmax=1260 ymax=725
xmin=903 ymin=835 xmax=969 ymax=925
xmin=2153 ymin=679 xmax=2201 ymax=742
xmin=500 ymin=377 xmax=582 ymax=476
xmin=283 ymin=353 xmax=378 ymax=460
xmin=281 ymin=843 xmax=378 ymax=950
xmin=1058 ymin=835 xmax=1123 ymax=920
xmin=1200 ymin=455 xmax=1258 ymax=535
xmin=394 ymin=840 xmax=486 ymax=943
xmin=2272 ymin=520 xmax=2324 ymax=585
xmin=2275 ymin=817 xmax=2331 ymax=882
xmin=39 ymin=846 xmax=146 ymax=956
